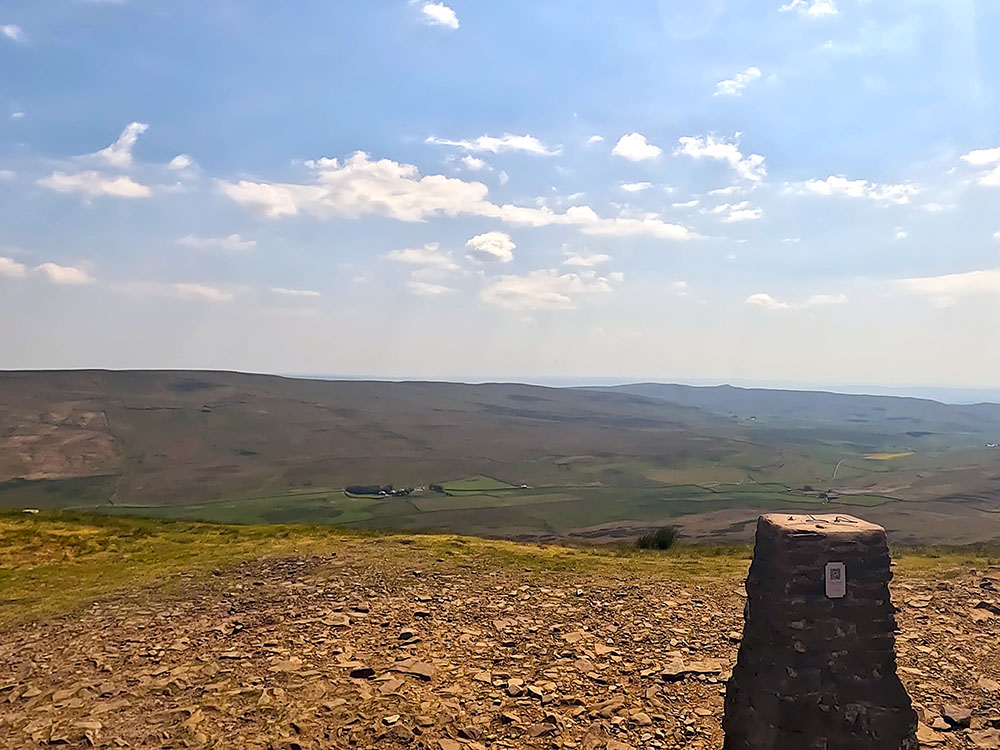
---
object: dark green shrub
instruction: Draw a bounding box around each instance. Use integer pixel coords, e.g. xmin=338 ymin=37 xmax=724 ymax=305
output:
xmin=636 ymin=526 xmax=679 ymax=550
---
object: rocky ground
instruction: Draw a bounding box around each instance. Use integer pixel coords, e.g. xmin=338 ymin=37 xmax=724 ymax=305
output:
xmin=1 ymin=542 xmax=999 ymax=750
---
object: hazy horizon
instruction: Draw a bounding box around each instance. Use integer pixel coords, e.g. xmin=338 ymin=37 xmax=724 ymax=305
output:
xmin=7 ymin=365 xmax=1000 ymax=404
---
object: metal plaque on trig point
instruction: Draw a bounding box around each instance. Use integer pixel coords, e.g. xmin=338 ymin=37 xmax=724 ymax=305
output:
xmin=825 ymin=561 xmax=846 ymax=599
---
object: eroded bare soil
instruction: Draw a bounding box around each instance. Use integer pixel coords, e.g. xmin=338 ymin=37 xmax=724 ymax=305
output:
xmin=1 ymin=549 xmax=999 ymax=749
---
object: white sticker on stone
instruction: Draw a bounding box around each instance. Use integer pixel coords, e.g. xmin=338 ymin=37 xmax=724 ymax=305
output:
xmin=825 ymin=562 xmax=846 ymax=599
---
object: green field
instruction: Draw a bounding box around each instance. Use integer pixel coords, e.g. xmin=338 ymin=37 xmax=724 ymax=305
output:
xmin=441 ymin=475 xmax=519 ymax=494
xmin=49 ymin=477 xmax=898 ymax=541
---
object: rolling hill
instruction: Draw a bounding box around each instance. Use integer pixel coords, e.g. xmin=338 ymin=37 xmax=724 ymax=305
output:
xmin=1 ymin=370 xmax=999 ymax=543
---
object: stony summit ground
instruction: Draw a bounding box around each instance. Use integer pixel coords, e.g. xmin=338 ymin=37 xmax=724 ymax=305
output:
xmin=0 ymin=516 xmax=999 ymax=749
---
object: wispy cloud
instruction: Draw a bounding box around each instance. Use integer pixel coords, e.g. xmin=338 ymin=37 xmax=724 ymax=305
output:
xmin=746 ymin=292 xmax=846 ymax=310
xmin=563 ymin=253 xmax=612 ymax=267
xmin=91 ymin=122 xmax=148 ymax=168
xmin=1 ymin=24 xmax=25 ymax=43
xmin=715 ymin=67 xmax=762 ymax=97
xmin=427 ymin=133 xmax=558 ymax=155
xmin=793 ymin=175 xmax=918 ymax=204
xmin=34 ymin=263 xmax=96 ymax=285
xmin=407 ymin=279 xmax=455 ymax=296
xmin=178 ymin=234 xmax=256 ymax=252
xmin=271 ymin=287 xmax=320 ymax=297
xmin=676 ymin=134 xmax=766 ymax=182
xmin=481 ymin=269 xmax=622 ymax=311
xmin=387 ymin=242 xmax=460 ymax=270
xmin=779 ymin=0 xmax=838 ymax=18
xmin=220 ymin=152 xmax=694 ymax=240
xmin=897 ymin=268 xmax=1000 ymax=308
xmin=707 ymin=201 xmax=762 ymax=222
xmin=38 ymin=170 xmax=152 ymax=198
xmin=168 ymin=154 xmax=194 ymax=171
xmin=114 ymin=281 xmax=235 ymax=302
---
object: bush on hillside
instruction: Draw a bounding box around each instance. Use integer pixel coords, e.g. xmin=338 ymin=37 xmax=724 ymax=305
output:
xmin=635 ymin=526 xmax=680 ymax=550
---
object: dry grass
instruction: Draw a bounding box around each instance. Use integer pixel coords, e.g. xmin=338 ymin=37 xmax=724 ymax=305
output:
xmin=2 ymin=512 xmax=996 ymax=626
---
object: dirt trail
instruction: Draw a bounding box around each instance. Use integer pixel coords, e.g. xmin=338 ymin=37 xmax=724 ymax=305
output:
xmin=1 ymin=549 xmax=998 ymax=749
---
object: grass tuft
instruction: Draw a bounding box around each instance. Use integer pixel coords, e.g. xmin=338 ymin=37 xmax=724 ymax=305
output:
xmin=635 ymin=525 xmax=680 ymax=550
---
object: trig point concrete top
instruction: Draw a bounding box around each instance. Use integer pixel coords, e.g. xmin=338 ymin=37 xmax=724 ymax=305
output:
xmin=723 ymin=513 xmax=918 ymax=750
xmin=763 ymin=512 xmax=885 ymax=536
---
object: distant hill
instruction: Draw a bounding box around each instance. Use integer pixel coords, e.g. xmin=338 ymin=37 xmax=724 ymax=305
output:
xmin=1 ymin=371 xmax=998 ymax=544
xmin=588 ymin=382 xmax=1000 ymax=437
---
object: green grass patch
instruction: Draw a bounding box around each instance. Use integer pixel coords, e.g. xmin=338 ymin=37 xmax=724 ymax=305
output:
xmin=1 ymin=513 xmax=994 ymax=627
xmin=442 ymin=475 xmax=519 ymax=494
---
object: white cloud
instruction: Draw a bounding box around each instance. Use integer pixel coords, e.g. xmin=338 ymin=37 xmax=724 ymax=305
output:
xmin=178 ymin=233 xmax=256 ymax=252
xmin=461 ymin=155 xmax=487 ymax=171
xmin=39 ymin=170 xmax=152 ymax=198
xmin=0 ymin=256 xmax=27 ymax=278
xmin=960 ymin=147 xmax=1000 ymax=166
xmin=708 ymin=201 xmax=762 ymax=222
xmin=1 ymin=24 xmax=24 ymax=42
xmin=672 ymin=199 xmax=699 ymax=208
xmin=168 ymin=154 xmax=193 ymax=171
xmin=621 ymin=181 xmax=652 ymax=192
xmin=958 ymin=148 xmax=1000 ymax=186
xmin=34 ymin=263 xmax=95 ymax=285
xmin=676 ymin=134 xmax=766 ymax=182
xmin=556 ymin=206 xmax=693 ymax=239
xmin=612 ymin=133 xmax=662 ymax=162
xmin=0 ymin=169 xmax=14 ymax=180
xmin=498 ymin=170 xmax=509 ymax=185
xmin=795 ymin=175 xmax=918 ymax=204
xmin=115 ymin=281 xmax=234 ymax=302
xmin=715 ymin=67 xmax=762 ymax=97
xmin=421 ymin=2 xmax=459 ymax=29
xmin=709 ymin=186 xmax=740 ymax=195
xmin=894 ymin=227 xmax=908 ymax=240
xmin=779 ymin=0 xmax=838 ymax=17
xmin=587 ymin=135 xmax=604 ymax=145
xmin=173 ymin=283 xmax=234 ymax=302
xmin=387 ymin=242 xmax=459 ymax=270
xmin=271 ymin=287 xmax=321 ymax=297
xmin=221 ymin=152 xmax=489 ymax=221
xmin=563 ymin=253 xmax=612 ymax=267
xmin=979 ymin=165 xmax=1000 ymax=187
xmin=480 ymin=269 xmax=621 ymax=311
xmin=897 ymin=268 xmax=1000 ymax=308
xmin=220 ymin=151 xmax=694 ymax=240
xmin=408 ymin=280 xmax=454 ymax=296
xmin=466 ymin=231 xmax=515 ymax=263
xmin=994 ymin=231 xmax=1000 ymax=241
xmin=426 ymin=134 xmax=558 ymax=155
xmin=746 ymin=291 xmax=846 ymax=310
xmin=10 ymin=111 xmax=25 ymax=120
xmin=805 ymin=293 xmax=847 ymax=306
xmin=672 ymin=281 xmax=690 ymax=296
xmin=746 ymin=293 xmax=787 ymax=310
xmin=92 ymin=122 xmax=148 ymax=168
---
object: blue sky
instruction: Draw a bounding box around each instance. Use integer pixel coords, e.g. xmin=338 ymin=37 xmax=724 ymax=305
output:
xmin=2 ymin=0 xmax=1000 ymax=388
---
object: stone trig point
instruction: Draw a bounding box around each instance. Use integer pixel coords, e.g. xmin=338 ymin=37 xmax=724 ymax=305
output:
xmin=723 ymin=513 xmax=919 ymax=750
